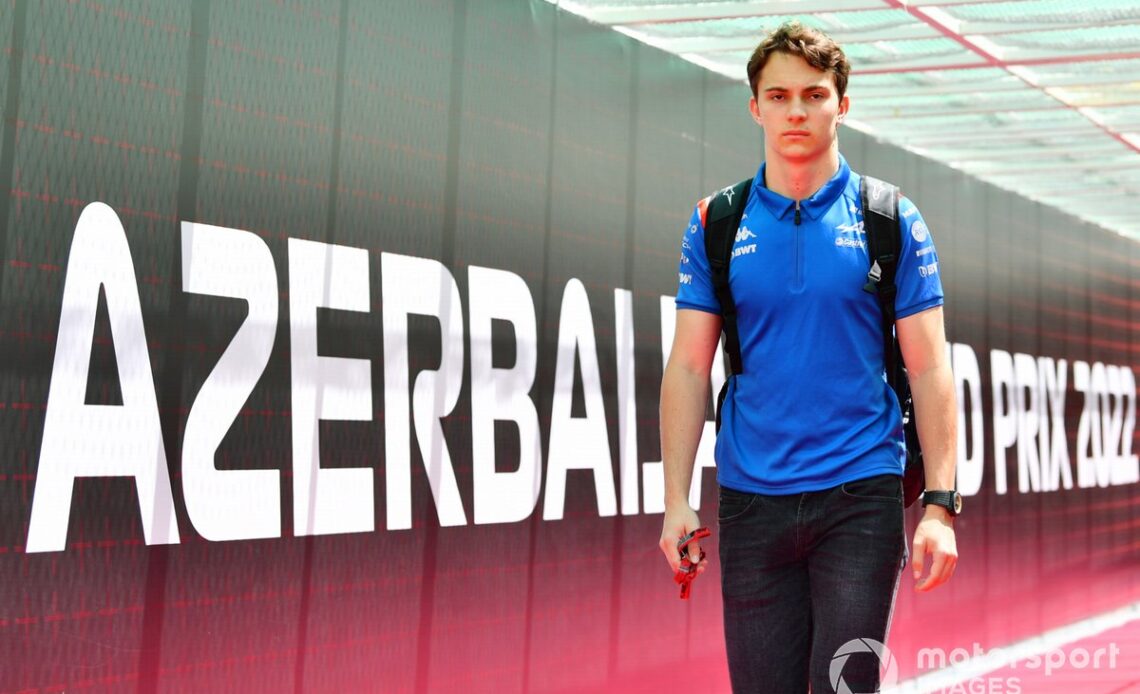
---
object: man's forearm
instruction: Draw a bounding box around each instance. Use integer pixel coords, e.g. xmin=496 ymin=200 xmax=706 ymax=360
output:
xmin=660 ymin=363 xmax=712 ymax=508
xmin=909 ymin=361 xmax=957 ymax=491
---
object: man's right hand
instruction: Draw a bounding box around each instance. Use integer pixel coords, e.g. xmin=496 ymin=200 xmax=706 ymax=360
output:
xmin=659 ymin=503 xmax=708 ymax=575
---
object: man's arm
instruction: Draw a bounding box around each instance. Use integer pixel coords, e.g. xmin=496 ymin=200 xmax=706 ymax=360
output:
xmin=896 ymin=305 xmax=959 ymax=592
xmin=658 ymin=308 xmax=722 ymax=574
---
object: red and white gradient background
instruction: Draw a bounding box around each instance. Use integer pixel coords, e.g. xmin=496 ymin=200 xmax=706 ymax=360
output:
xmin=0 ymin=1 xmax=1137 ymax=692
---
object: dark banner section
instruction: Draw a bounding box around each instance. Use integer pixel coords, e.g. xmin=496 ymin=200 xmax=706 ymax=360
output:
xmin=0 ymin=1 xmax=1136 ymax=692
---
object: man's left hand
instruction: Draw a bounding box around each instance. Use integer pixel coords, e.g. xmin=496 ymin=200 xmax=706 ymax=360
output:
xmin=911 ymin=507 xmax=957 ymax=592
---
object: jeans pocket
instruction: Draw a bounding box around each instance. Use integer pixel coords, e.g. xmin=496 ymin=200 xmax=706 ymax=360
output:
xmin=840 ymin=474 xmax=903 ymax=503
xmin=718 ymin=486 xmax=757 ymax=525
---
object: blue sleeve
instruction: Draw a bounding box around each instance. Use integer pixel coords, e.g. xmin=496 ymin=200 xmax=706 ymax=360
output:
xmin=894 ymin=196 xmax=944 ymax=319
xmin=674 ymin=201 xmax=721 ymax=314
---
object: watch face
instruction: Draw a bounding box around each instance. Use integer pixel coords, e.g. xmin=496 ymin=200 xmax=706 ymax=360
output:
xmin=952 ymin=492 xmax=963 ymax=515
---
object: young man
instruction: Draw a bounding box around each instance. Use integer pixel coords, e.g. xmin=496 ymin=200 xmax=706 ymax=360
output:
xmin=658 ymin=23 xmax=959 ymax=693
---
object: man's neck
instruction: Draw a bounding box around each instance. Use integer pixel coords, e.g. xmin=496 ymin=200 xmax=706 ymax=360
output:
xmin=763 ymin=149 xmax=841 ymax=201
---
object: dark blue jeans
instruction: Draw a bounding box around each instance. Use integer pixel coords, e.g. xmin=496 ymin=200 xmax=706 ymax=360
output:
xmin=718 ymin=473 xmax=906 ymax=693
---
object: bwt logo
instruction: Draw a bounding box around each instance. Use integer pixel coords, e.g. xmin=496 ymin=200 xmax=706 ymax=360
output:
xmin=732 ymin=244 xmax=757 ymax=258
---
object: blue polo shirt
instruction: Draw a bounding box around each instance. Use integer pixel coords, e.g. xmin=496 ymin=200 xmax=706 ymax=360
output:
xmin=675 ymin=156 xmax=943 ymax=494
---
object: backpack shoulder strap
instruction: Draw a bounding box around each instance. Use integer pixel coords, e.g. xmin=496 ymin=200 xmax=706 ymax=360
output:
xmin=860 ymin=175 xmax=902 ymax=391
xmin=703 ymin=178 xmax=752 ymax=376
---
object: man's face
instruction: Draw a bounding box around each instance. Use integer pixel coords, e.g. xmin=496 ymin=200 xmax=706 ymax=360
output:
xmin=749 ymin=52 xmax=849 ymax=163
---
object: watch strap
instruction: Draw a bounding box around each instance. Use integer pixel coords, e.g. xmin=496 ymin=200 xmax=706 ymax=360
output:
xmin=922 ymin=490 xmax=960 ymax=516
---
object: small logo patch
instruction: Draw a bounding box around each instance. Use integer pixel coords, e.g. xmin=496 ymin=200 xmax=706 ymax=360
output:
xmin=911 ymin=220 xmax=929 ymax=243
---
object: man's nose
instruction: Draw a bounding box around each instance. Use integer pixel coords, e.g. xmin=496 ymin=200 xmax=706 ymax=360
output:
xmin=788 ymin=99 xmax=807 ymax=121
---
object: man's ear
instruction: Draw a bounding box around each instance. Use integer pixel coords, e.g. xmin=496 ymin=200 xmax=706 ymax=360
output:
xmin=748 ymin=96 xmax=763 ymax=127
xmin=837 ymin=94 xmax=850 ymax=122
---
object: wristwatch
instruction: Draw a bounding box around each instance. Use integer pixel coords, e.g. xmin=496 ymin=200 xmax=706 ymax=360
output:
xmin=922 ymin=490 xmax=962 ymax=516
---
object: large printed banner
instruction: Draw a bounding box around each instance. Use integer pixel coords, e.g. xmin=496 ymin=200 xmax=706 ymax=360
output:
xmin=21 ymin=203 xmax=1140 ymax=551
xmin=1 ymin=1 xmax=1138 ymax=692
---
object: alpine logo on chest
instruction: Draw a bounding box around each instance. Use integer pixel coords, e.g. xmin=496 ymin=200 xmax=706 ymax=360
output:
xmin=834 ymin=219 xmax=865 ymax=250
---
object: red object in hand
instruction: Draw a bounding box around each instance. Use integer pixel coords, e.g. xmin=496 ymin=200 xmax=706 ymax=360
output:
xmin=674 ymin=527 xmax=711 ymax=600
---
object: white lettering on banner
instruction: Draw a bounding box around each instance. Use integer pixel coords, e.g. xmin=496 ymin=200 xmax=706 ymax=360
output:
xmin=951 ymin=343 xmax=984 ymax=497
xmin=991 ymin=349 xmax=1016 ymax=495
xmin=543 ymin=279 xmax=617 ymax=520
xmin=182 ymin=223 xmax=281 ymax=541
xmin=382 ymin=253 xmax=468 ymax=530
xmin=26 ymin=203 xmax=179 ymax=553
xmin=469 ymin=266 xmax=542 ymax=525
xmin=1039 ymin=357 xmax=1073 ymax=492
xmin=1014 ymin=353 xmax=1043 ymax=493
xmin=24 ymin=205 xmax=1140 ymax=551
xmin=615 ymin=289 xmax=639 ymax=516
xmin=1076 ymin=361 xmax=1140 ymax=488
xmin=992 ymin=351 xmax=1077 ymax=495
xmin=1075 ymin=361 xmax=1104 ymax=487
xmin=290 ymin=239 xmax=375 ymax=536
xmin=1123 ymin=366 xmax=1138 ymax=479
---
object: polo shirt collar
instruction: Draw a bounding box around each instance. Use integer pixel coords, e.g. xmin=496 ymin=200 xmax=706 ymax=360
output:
xmin=751 ymin=155 xmax=852 ymax=222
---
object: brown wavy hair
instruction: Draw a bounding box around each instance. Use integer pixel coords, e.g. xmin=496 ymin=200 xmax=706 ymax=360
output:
xmin=747 ymin=22 xmax=850 ymax=100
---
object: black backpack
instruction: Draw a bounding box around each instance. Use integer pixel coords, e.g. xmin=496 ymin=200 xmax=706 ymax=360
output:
xmin=702 ymin=175 xmax=924 ymax=507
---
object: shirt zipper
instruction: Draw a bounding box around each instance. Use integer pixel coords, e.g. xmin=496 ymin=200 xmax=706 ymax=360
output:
xmin=794 ymin=200 xmax=803 ymax=291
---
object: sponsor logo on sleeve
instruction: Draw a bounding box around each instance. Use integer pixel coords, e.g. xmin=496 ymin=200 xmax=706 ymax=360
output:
xmin=679 ymin=253 xmax=690 ymax=264
xmin=910 ymin=220 xmax=929 ymax=243
xmin=679 ymin=272 xmax=693 ymax=285
xmin=901 ymin=206 xmax=918 ymax=218
xmin=916 ymin=246 xmax=935 ymax=258
xmin=918 ymin=261 xmax=938 ymax=278
xmin=688 ymin=224 xmax=698 ymax=235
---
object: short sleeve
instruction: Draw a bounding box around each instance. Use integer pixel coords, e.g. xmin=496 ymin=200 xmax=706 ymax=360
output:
xmin=894 ymin=196 xmax=945 ymax=319
xmin=674 ymin=199 xmax=721 ymax=314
